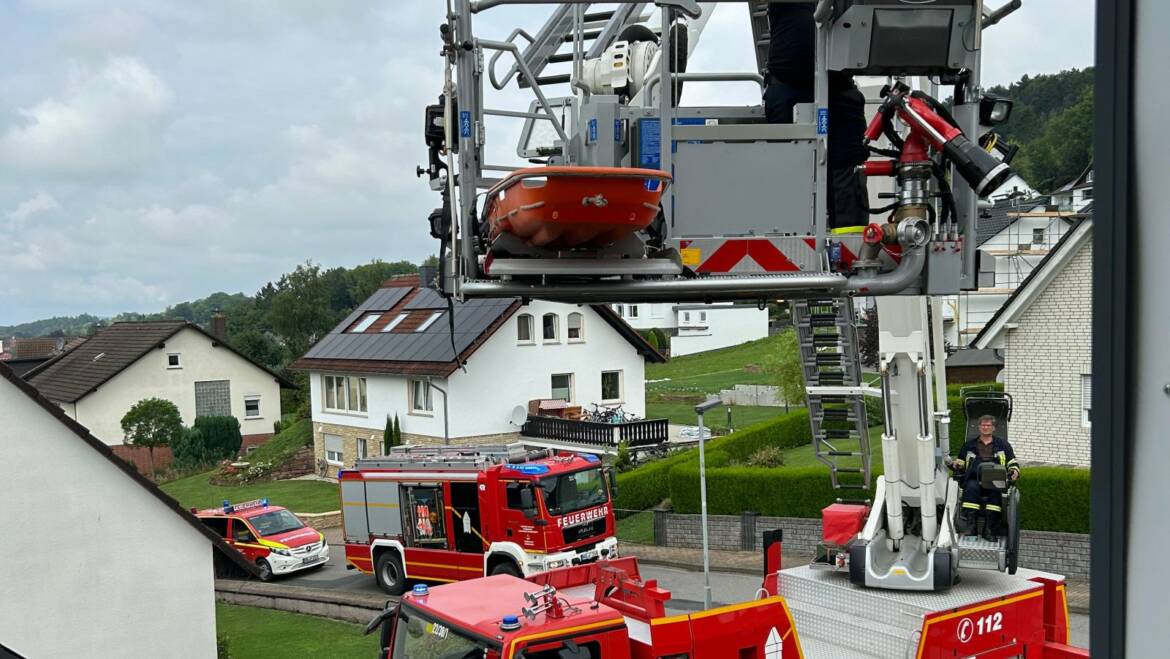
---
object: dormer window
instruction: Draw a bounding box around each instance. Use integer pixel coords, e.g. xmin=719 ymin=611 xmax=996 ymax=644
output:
xmin=167 ymin=353 xmax=181 ymax=369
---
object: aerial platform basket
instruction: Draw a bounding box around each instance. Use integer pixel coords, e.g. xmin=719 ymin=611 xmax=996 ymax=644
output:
xmin=483 ymin=166 xmax=671 ymax=249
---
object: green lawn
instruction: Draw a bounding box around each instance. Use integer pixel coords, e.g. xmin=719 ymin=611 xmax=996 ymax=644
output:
xmin=216 ymin=603 xmax=377 ymax=657
xmin=647 ymin=334 xmax=787 ymax=393
xmin=616 ymin=509 xmax=655 ymax=544
xmin=160 ymin=471 xmax=340 ymax=513
xmin=779 ymin=426 xmax=884 ymax=468
xmin=646 ymin=401 xmax=790 ymax=432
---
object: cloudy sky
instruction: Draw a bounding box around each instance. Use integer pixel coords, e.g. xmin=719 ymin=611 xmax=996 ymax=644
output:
xmin=0 ymin=0 xmax=1094 ymax=325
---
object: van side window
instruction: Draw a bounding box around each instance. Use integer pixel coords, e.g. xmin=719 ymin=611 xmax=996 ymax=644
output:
xmin=200 ymin=517 xmax=229 ymax=538
xmin=522 ymin=641 xmax=600 ymax=658
xmin=233 ymin=520 xmax=256 ymax=543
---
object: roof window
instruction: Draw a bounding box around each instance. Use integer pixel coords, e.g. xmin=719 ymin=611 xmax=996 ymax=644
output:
xmin=381 ymin=313 xmax=409 ymax=332
xmin=350 ymin=313 xmax=382 ymax=333
xmin=416 ymin=312 xmax=444 ymax=332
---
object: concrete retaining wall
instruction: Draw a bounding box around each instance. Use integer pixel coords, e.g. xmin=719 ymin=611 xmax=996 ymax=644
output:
xmin=215 ymin=580 xmax=388 ymax=625
xmin=655 ymin=511 xmax=1090 ymax=579
xmin=298 ymin=511 xmax=342 ymax=530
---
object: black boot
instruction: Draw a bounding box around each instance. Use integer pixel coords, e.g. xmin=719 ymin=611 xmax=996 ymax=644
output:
xmin=982 ymin=512 xmax=1002 ymax=541
xmin=957 ymin=510 xmax=977 ymax=536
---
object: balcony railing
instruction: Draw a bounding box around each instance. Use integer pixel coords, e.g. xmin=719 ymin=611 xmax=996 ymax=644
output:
xmin=520 ymin=415 xmax=668 ymax=448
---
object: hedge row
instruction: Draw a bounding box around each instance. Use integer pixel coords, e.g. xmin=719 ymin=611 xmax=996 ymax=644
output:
xmin=614 ymin=410 xmax=811 ymax=510
xmin=666 ymin=462 xmax=1089 ymax=534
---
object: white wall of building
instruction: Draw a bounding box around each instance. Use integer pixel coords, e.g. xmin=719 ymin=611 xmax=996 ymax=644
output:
xmin=66 ymin=328 xmax=283 ymax=445
xmin=671 ymin=305 xmax=769 ymax=357
xmin=309 ymin=302 xmax=647 ymax=440
xmin=1 ymin=376 xmax=217 ymax=658
xmin=611 ymin=303 xmax=676 ymax=330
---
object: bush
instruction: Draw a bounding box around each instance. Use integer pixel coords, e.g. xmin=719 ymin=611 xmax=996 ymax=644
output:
xmin=194 ymin=416 xmax=243 ymax=460
xmin=742 ymin=446 xmax=785 ymax=468
xmin=1016 ymin=467 xmax=1091 ymax=533
xmin=172 ymin=427 xmax=213 ymax=469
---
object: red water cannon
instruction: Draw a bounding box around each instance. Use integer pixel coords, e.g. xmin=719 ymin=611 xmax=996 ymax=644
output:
xmin=864 ymin=82 xmax=1013 ymax=198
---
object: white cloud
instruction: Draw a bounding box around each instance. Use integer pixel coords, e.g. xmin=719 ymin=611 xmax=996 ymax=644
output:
xmin=6 ymin=192 xmax=60 ymax=225
xmin=0 ymin=56 xmax=173 ymax=177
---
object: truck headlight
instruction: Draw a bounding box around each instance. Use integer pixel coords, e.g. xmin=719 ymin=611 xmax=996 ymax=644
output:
xmin=547 ymin=559 xmax=567 ymax=569
xmin=272 ymin=548 xmax=292 ymax=557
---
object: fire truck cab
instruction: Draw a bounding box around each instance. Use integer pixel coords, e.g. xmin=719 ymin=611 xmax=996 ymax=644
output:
xmin=340 ymin=444 xmax=619 ymax=595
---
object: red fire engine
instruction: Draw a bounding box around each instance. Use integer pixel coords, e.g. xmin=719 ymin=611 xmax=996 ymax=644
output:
xmin=366 ymin=532 xmax=1087 ymax=658
xmin=194 ymin=498 xmax=329 ymax=581
xmin=339 ymin=444 xmax=619 ymax=595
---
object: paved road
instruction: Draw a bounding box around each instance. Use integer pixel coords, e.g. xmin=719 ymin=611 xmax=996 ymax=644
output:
xmin=282 ymin=543 xmax=1088 ymax=651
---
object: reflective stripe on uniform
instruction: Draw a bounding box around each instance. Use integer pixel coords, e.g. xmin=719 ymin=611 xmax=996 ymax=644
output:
xmin=962 ymin=502 xmax=981 ymax=510
xmin=985 ymin=504 xmax=1003 ymax=513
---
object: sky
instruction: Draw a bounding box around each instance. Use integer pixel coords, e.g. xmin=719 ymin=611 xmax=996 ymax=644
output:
xmin=0 ymin=1 xmax=1095 ymax=326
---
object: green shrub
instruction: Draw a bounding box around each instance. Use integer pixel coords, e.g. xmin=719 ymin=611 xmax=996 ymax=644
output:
xmin=668 ymin=465 xmax=838 ymax=518
xmin=194 ymin=416 xmax=243 ymax=460
xmin=743 ymin=446 xmax=786 ymax=468
xmin=172 ymin=427 xmax=214 ymax=469
xmin=1017 ymin=467 xmax=1090 ymax=533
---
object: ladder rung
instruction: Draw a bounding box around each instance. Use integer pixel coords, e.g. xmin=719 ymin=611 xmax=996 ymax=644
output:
xmin=836 ymin=484 xmax=868 ymax=490
xmin=548 ymin=53 xmax=575 ymax=63
xmin=582 ymin=11 xmax=615 ymax=22
xmin=834 ymin=468 xmax=864 ymax=473
xmin=561 ymin=30 xmax=602 ymax=43
xmin=535 ymin=74 xmax=572 ymax=85
xmin=836 ymin=499 xmax=871 ymax=506
xmin=826 ymin=451 xmax=862 ymax=457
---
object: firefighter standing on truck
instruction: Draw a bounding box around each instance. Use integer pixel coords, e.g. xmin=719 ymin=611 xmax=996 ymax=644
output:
xmin=953 ymin=415 xmax=1021 ymax=540
xmin=765 ymin=1 xmax=868 ymax=228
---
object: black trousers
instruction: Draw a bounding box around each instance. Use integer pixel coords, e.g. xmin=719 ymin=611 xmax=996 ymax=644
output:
xmin=764 ymin=81 xmax=869 ymax=229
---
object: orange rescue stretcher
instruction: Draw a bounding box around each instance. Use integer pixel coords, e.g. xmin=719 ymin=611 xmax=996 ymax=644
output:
xmin=483 ymin=166 xmax=672 ymax=249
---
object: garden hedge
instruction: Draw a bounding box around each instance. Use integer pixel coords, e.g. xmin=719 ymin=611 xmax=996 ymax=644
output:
xmin=666 ymin=462 xmax=1089 ymax=534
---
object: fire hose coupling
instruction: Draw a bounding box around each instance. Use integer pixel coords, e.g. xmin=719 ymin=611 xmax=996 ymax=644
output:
xmin=861 ymin=160 xmax=896 ymax=177
xmin=896 ymin=217 xmax=932 ymax=249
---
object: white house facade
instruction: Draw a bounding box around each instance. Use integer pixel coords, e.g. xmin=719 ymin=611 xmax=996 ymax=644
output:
xmin=27 ymin=321 xmax=287 ymax=446
xmin=295 ymin=278 xmax=662 ymax=476
xmin=0 ymin=362 xmax=254 ymax=658
xmin=612 ymin=302 xmax=769 ymax=355
xmin=973 ymin=219 xmax=1093 ymax=467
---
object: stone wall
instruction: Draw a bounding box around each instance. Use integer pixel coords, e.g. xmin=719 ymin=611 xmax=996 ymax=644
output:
xmin=311 ymin=421 xmax=520 ymax=477
xmin=656 ymin=511 xmax=1089 ymax=579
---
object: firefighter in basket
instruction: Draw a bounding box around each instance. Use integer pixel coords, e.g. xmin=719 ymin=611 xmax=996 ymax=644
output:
xmin=948 ymin=415 xmax=1021 ymax=540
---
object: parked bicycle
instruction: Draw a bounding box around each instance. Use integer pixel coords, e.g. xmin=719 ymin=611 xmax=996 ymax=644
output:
xmin=583 ymin=402 xmax=641 ymax=424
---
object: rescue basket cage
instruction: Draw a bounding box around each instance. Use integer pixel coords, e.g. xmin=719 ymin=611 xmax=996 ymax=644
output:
xmin=961 ymin=388 xmax=1013 ymax=441
xmin=421 ymin=0 xmax=1020 ymax=304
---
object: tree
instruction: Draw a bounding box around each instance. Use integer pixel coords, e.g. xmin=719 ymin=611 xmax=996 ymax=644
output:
xmin=266 ymin=262 xmax=337 ymax=362
xmin=763 ymin=329 xmax=805 ymax=412
xmin=393 ymin=414 xmax=403 ymax=447
xmin=383 ymin=414 xmax=394 ymax=454
xmin=121 ymin=398 xmax=184 ymax=476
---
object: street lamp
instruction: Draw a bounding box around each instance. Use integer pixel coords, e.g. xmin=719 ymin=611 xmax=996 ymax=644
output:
xmin=695 ymin=396 xmax=721 ymax=610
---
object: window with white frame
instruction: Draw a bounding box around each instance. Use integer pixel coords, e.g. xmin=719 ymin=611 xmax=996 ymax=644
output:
xmin=616 ymin=305 xmax=624 ymax=318
xmin=551 ymin=373 xmax=573 ymax=401
xmin=517 ymin=314 xmax=534 ymax=343
xmin=167 ymin=353 xmax=181 ymax=369
xmin=381 ymin=313 xmax=409 ymax=332
xmin=351 ymin=313 xmax=382 ymax=333
xmin=567 ymin=312 xmax=584 ymax=342
xmin=1081 ymin=374 xmax=1092 ymax=427
xmin=682 ymin=311 xmax=691 ymax=323
xmin=416 ymin=311 xmax=444 ymax=332
xmin=1032 ymin=228 xmax=1045 ymax=245
xmin=628 ymin=305 xmax=639 ymax=318
xmin=244 ymin=395 xmax=261 ymax=419
xmin=601 ymin=370 xmax=622 ymax=402
xmin=323 ymin=374 xmax=368 ymax=414
xmin=542 ymin=313 xmax=559 ymax=342
xmin=357 ymin=438 xmax=368 ymax=460
xmin=700 ymin=311 xmax=707 ymax=322
xmin=409 ymin=378 xmax=433 ymax=413
xmin=324 ymin=434 xmax=344 ymax=465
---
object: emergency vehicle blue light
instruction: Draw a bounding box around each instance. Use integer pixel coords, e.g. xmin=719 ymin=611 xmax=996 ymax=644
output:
xmin=578 ymin=453 xmax=600 ymax=463
xmin=504 ymin=463 xmax=550 ymax=475
xmin=261 ymin=498 xmax=269 ymax=507
xmin=503 ymin=615 xmax=518 ymax=625
xmin=412 ymin=584 xmax=429 ymax=597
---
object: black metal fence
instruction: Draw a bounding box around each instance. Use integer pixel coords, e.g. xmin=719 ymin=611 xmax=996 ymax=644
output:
xmin=520 ymin=415 xmax=668 ymax=448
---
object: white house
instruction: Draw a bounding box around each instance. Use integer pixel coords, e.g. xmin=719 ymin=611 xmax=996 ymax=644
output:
xmin=293 ymin=275 xmax=663 ymax=475
xmin=26 ymin=320 xmax=289 ymax=448
xmin=612 ymin=302 xmax=769 ymax=356
xmin=0 ymin=361 xmax=255 ymax=658
xmin=973 ymin=217 xmax=1093 ymax=467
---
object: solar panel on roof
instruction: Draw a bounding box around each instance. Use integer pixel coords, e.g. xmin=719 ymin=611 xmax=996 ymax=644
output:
xmin=403 ymin=288 xmax=447 ymax=310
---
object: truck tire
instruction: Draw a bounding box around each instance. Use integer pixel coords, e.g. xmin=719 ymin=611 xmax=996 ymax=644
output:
xmin=375 ymin=551 xmax=406 ymax=596
xmin=256 ymin=558 xmax=273 ymax=582
xmin=490 ymin=560 xmax=521 ymax=578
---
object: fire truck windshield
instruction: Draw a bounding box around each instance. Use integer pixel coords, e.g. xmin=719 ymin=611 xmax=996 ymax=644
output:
xmin=248 ymin=509 xmax=304 ymax=537
xmin=538 ymin=468 xmax=609 ymax=516
xmin=394 ymin=606 xmax=495 ymax=658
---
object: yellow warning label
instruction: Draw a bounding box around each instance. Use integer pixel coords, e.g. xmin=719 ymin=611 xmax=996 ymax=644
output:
xmin=680 ymin=247 xmax=701 ymax=267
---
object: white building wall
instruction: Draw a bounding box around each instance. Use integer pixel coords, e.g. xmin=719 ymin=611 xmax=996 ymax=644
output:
xmin=611 ymin=303 xmax=676 ymax=331
xmin=68 ymin=328 xmax=282 ymax=444
xmin=1001 ymin=240 xmax=1092 ymax=467
xmin=0 ymin=376 xmax=216 ymax=658
xmin=309 ymin=302 xmax=648 ymax=441
xmin=670 ymin=305 xmax=769 ymax=357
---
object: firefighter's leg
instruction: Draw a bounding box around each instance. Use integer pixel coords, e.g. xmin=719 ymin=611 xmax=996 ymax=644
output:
xmin=827 ymin=85 xmax=869 ymax=229
xmin=982 ymin=489 xmax=1004 ymax=541
xmin=958 ymin=478 xmax=982 ymax=535
xmin=764 ymin=80 xmax=811 ymax=124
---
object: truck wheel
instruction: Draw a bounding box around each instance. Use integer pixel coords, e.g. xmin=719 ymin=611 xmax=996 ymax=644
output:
xmin=490 ymin=560 xmax=521 ymax=578
xmin=256 ymin=559 xmax=273 ymax=582
xmin=375 ymin=551 xmax=406 ymax=596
